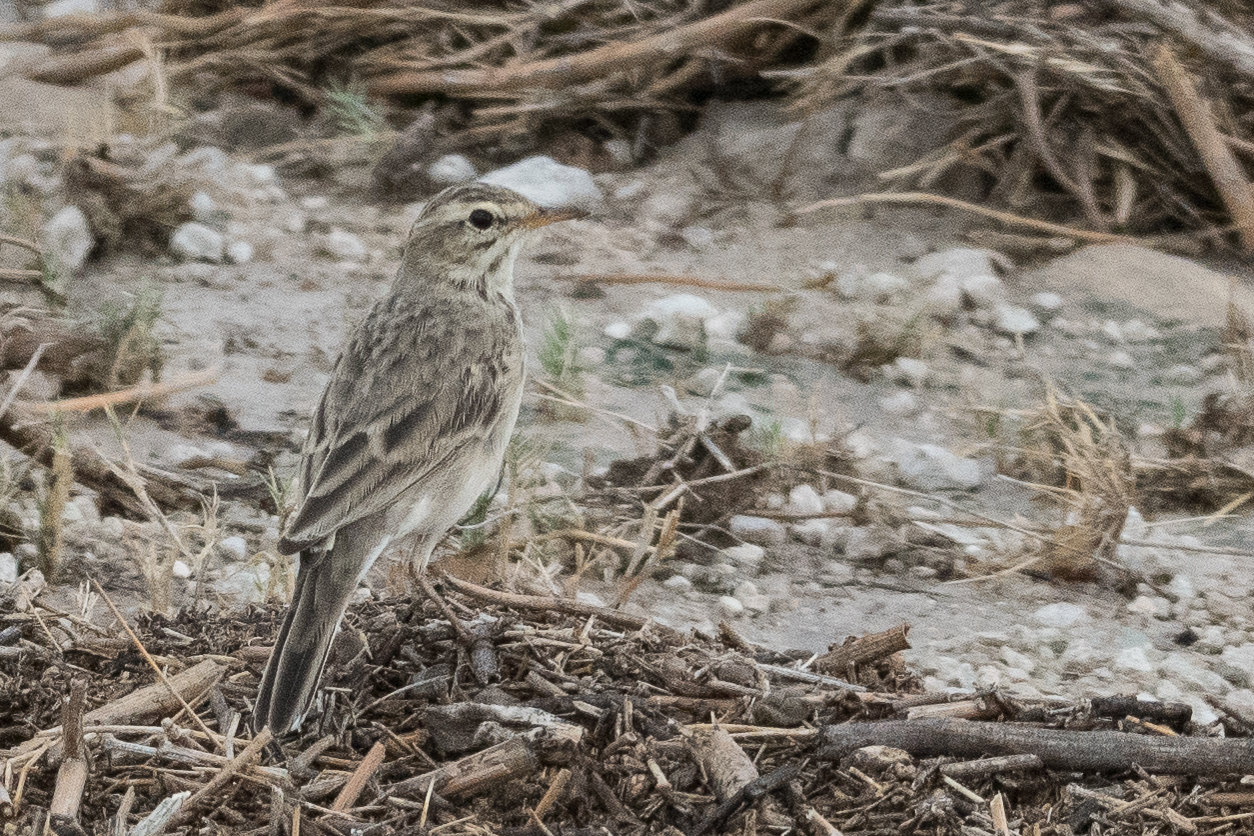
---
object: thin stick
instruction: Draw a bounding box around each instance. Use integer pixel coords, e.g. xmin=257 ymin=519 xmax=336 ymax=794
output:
xmin=330 ymin=740 xmax=387 ymax=813
xmin=797 ymin=191 xmax=1138 ymax=243
xmin=21 ymin=366 xmax=220 ymax=414
xmin=1152 ymin=43 xmax=1254 ymax=251
xmin=88 ymin=577 xmax=217 ymax=745
xmin=167 ymin=726 xmax=272 ymax=829
xmin=567 ymin=273 xmax=783 ymax=292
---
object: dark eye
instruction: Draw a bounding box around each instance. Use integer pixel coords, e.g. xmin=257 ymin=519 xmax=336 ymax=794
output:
xmin=468 ymin=208 xmax=494 ymax=230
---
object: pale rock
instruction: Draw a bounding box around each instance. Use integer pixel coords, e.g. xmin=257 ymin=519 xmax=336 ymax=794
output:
xmin=1221 ymin=644 xmax=1254 ymax=685
xmin=934 ymin=657 xmax=977 ymax=689
xmin=479 ymin=155 xmax=603 ymax=209
xmin=178 ymin=145 xmax=230 ymax=174
xmin=100 ymin=517 xmax=126 ymax=540
xmin=960 ymin=273 xmax=1007 ymax=308
xmin=879 ymin=391 xmax=919 ymax=415
xmin=1000 ymin=646 xmax=1036 ymax=674
xmin=604 ymin=321 xmax=632 ymax=340
xmin=639 ymin=189 xmax=694 ymax=228
xmin=721 ymin=543 xmax=766 ymax=572
xmin=890 ymin=357 xmax=930 ymax=388
xmin=219 ymin=535 xmax=248 ymax=562
xmin=43 ymin=0 xmax=100 ymax=17
xmin=216 ymin=563 xmax=272 ymax=606
xmin=1225 ymin=688 xmax=1254 ymax=716
xmin=786 ymin=484 xmax=824 ymax=516
xmin=792 ymin=519 xmax=832 ymax=547
xmin=718 ymin=595 xmax=746 ymax=618
xmin=885 ymin=440 xmax=982 ymax=491
xmin=642 ymin=293 xmax=717 ymax=351
xmin=680 ymin=226 xmax=716 ymax=250
xmin=1167 ymin=573 xmax=1195 ymax=602
xmin=284 ymin=212 xmax=308 ymax=234
xmin=225 ymin=240 xmax=254 ymax=264
xmin=823 ymin=490 xmax=858 ymax=514
xmin=1114 ymin=646 xmax=1154 ymax=673
xmin=1033 ymin=602 xmax=1090 ymax=628
xmin=172 ymin=560 xmax=192 ymax=579
xmin=1107 ymin=350 xmax=1135 ymax=370
xmin=1127 ymin=595 xmax=1171 ymax=619
xmin=993 ymin=303 xmax=1040 ymax=335
xmin=43 ymin=206 xmax=93 ymax=272
xmin=836 ymin=269 xmax=909 ymax=302
xmin=662 ymin=574 xmax=694 ymax=593
xmin=428 ymin=154 xmax=477 ymax=186
xmin=0 ymin=552 xmax=15 ymax=585
xmin=734 ymin=581 xmax=770 ymax=616
xmin=317 ymin=228 xmax=367 ymax=262
xmin=300 ymin=196 xmax=329 ymax=211
xmin=66 ymin=495 xmax=99 ymax=526
xmin=170 ymin=222 xmax=225 ymax=263
xmin=1122 ymin=319 xmax=1159 ymax=342
xmin=1186 ymin=697 xmax=1219 ymax=726
xmin=603 ymin=139 xmax=632 ymax=165
xmin=1059 ymin=639 xmax=1104 ymax=673
xmin=1164 ymin=364 xmax=1203 ymax=385
xmin=1155 ymin=679 xmax=1186 ymax=702
xmin=913 ymin=247 xmax=1002 ymax=282
xmin=820 ymin=561 xmax=855 ymax=586
xmin=729 ymin=516 xmax=786 ymax=549
xmin=189 ymin=190 xmax=217 ymax=222
xmin=1159 ymin=653 xmax=1229 ymax=693
xmin=975 ymin=665 xmax=1002 ymax=688
xmin=841 ymin=526 xmax=896 ymax=563
xmin=1101 ymin=320 xmax=1125 ymax=342
xmin=1029 ymin=291 xmax=1064 ymax=313
xmin=238 ymin=162 xmax=278 ymax=187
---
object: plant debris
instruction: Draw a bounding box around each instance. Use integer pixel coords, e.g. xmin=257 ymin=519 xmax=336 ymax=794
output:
xmin=4 ymin=576 xmax=1254 ymax=834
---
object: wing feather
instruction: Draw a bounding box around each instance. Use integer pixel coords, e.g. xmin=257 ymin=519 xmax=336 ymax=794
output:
xmin=277 ymin=292 xmax=521 ymax=554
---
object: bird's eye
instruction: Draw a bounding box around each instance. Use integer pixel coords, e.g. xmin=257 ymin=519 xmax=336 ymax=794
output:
xmin=468 ymin=208 xmax=494 ymax=230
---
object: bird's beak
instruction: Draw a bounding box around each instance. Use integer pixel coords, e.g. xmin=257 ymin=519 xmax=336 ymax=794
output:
xmin=518 ymin=206 xmax=589 ymax=230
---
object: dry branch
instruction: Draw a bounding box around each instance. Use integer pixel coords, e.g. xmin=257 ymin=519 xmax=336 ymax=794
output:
xmin=817 ymin=718 xmax=1254 ymax=775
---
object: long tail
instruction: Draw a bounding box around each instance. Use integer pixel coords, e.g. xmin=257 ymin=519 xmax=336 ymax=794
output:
xmin=253 ymin=547 xmax=360 ymax=735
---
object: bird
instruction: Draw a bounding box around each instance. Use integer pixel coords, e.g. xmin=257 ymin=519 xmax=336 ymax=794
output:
xmin=254 ymin=182 xmax=584 ymax=734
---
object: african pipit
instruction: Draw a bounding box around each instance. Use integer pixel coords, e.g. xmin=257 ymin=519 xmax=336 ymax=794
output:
xmin=254 ymin=183 xmax=583 ymax=734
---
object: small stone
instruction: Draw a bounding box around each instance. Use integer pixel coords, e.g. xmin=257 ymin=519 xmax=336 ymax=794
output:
xmin=216 ymin=563 xmax=272 ymax=606
xmin=886 ymin=440 xmax=982 ymax=491
xmin=479 ymin=155 xmax=603 ymax=209
xmin=226 ymin=240 xmax=254 ymax=264
xmin=1029 ymin=291 xmax=1064 ymax=313
xmin=1033 ymin=602 xmax=1089 ymax=628
xmin=1122 ymin=319 xmax=1159 ymax=341
xmin=1159 ymin=653 xmax=1229 ymax=693
xmin=172 ymin=560 xmax=192 ymax=579
xmin=729 ymin=516 xmax=786 ymax=549
xmin=219 ymin=536 xmax=248 ymax=562
xmin=1167 ymin=573 xmax=1195 ymax=602
xmin=428 ymin=154 xmax=478 ymax=186
xmin=890 ymin=357 xmax=930 ymax=388
xmin=662 ymin=574 xmax=693 ymax=593
xmin=823 ymin=490 xmax=858 ymax=513
xmin=836 ymin=269 xmax=909 ymax=302
xmin=718 ymin=595 xmax=745 ymax=618
xmin=786 ymin=484 xmax=824 ymax=516
xmin=792 ymin=519 xmax=831 ymax=546
xmin=238 ymin=162 xmax=278 ymax=187
xmin=642 ymin=293 xmax=717 ymax=351
xmin=821 ymin=561 xmax=855 ymax=587
xmin=993 ymin=303 xmax=1040 ymax=335
xmin=879 ymin=391 xmax=919 ymax=415
xmin=316 ymin=228 xmax=368 ymax=262
xmin=170 ymin=222 xmax=225 ymax=263
xmin=1127 ymin=595 xmax=1171 ymax=619
xmin=975 ymin=665 xmax=1002 ymax=688
xmin=1114 ymin=646 xmax=1154 ymax=673
xmin=1221 ymin=644 xmax=1254 ymax=686
xmin=100 ymin=517 xmax=125 ymax=540
xmin=1164 ymin=364 xmax=1202 ymax=385
xmin=189 ymin=190 xmax=217 ymax=222
xmin=1102 ymin=320 xmax=1125 ymax=342
xmin=604 ymin=321 xmax=632 ymax=340
xmin=300 ymin=195 xmax=329 ymax=211
xmin=1000 ymin=646 xmax=1037 ymax=674
xmin=43 ymin=206 xmax=94 ymax=272
xmin=721 ymin=543 xmax=766 ymax=572
xmin=680 ymin=226 xmax=716 ymax=250
xmin=1107 ymin=350 xmax=1135 ymax=370
xmin=841 ymin=526 xmax=896 ymax=563
xmin=0 ymin=552 xmax=15 ymax=585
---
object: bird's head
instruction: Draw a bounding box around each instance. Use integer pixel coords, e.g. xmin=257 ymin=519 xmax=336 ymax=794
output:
xmin=399 ymin=183 xmax=585 ymax=300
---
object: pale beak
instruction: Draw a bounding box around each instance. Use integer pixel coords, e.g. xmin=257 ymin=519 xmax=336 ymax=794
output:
xmin=517 ymin=206 xmax=589 ymax=230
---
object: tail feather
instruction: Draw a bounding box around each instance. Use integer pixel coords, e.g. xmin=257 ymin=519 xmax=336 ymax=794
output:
xmin=254 ymin=549 xmax=359 ymax=734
